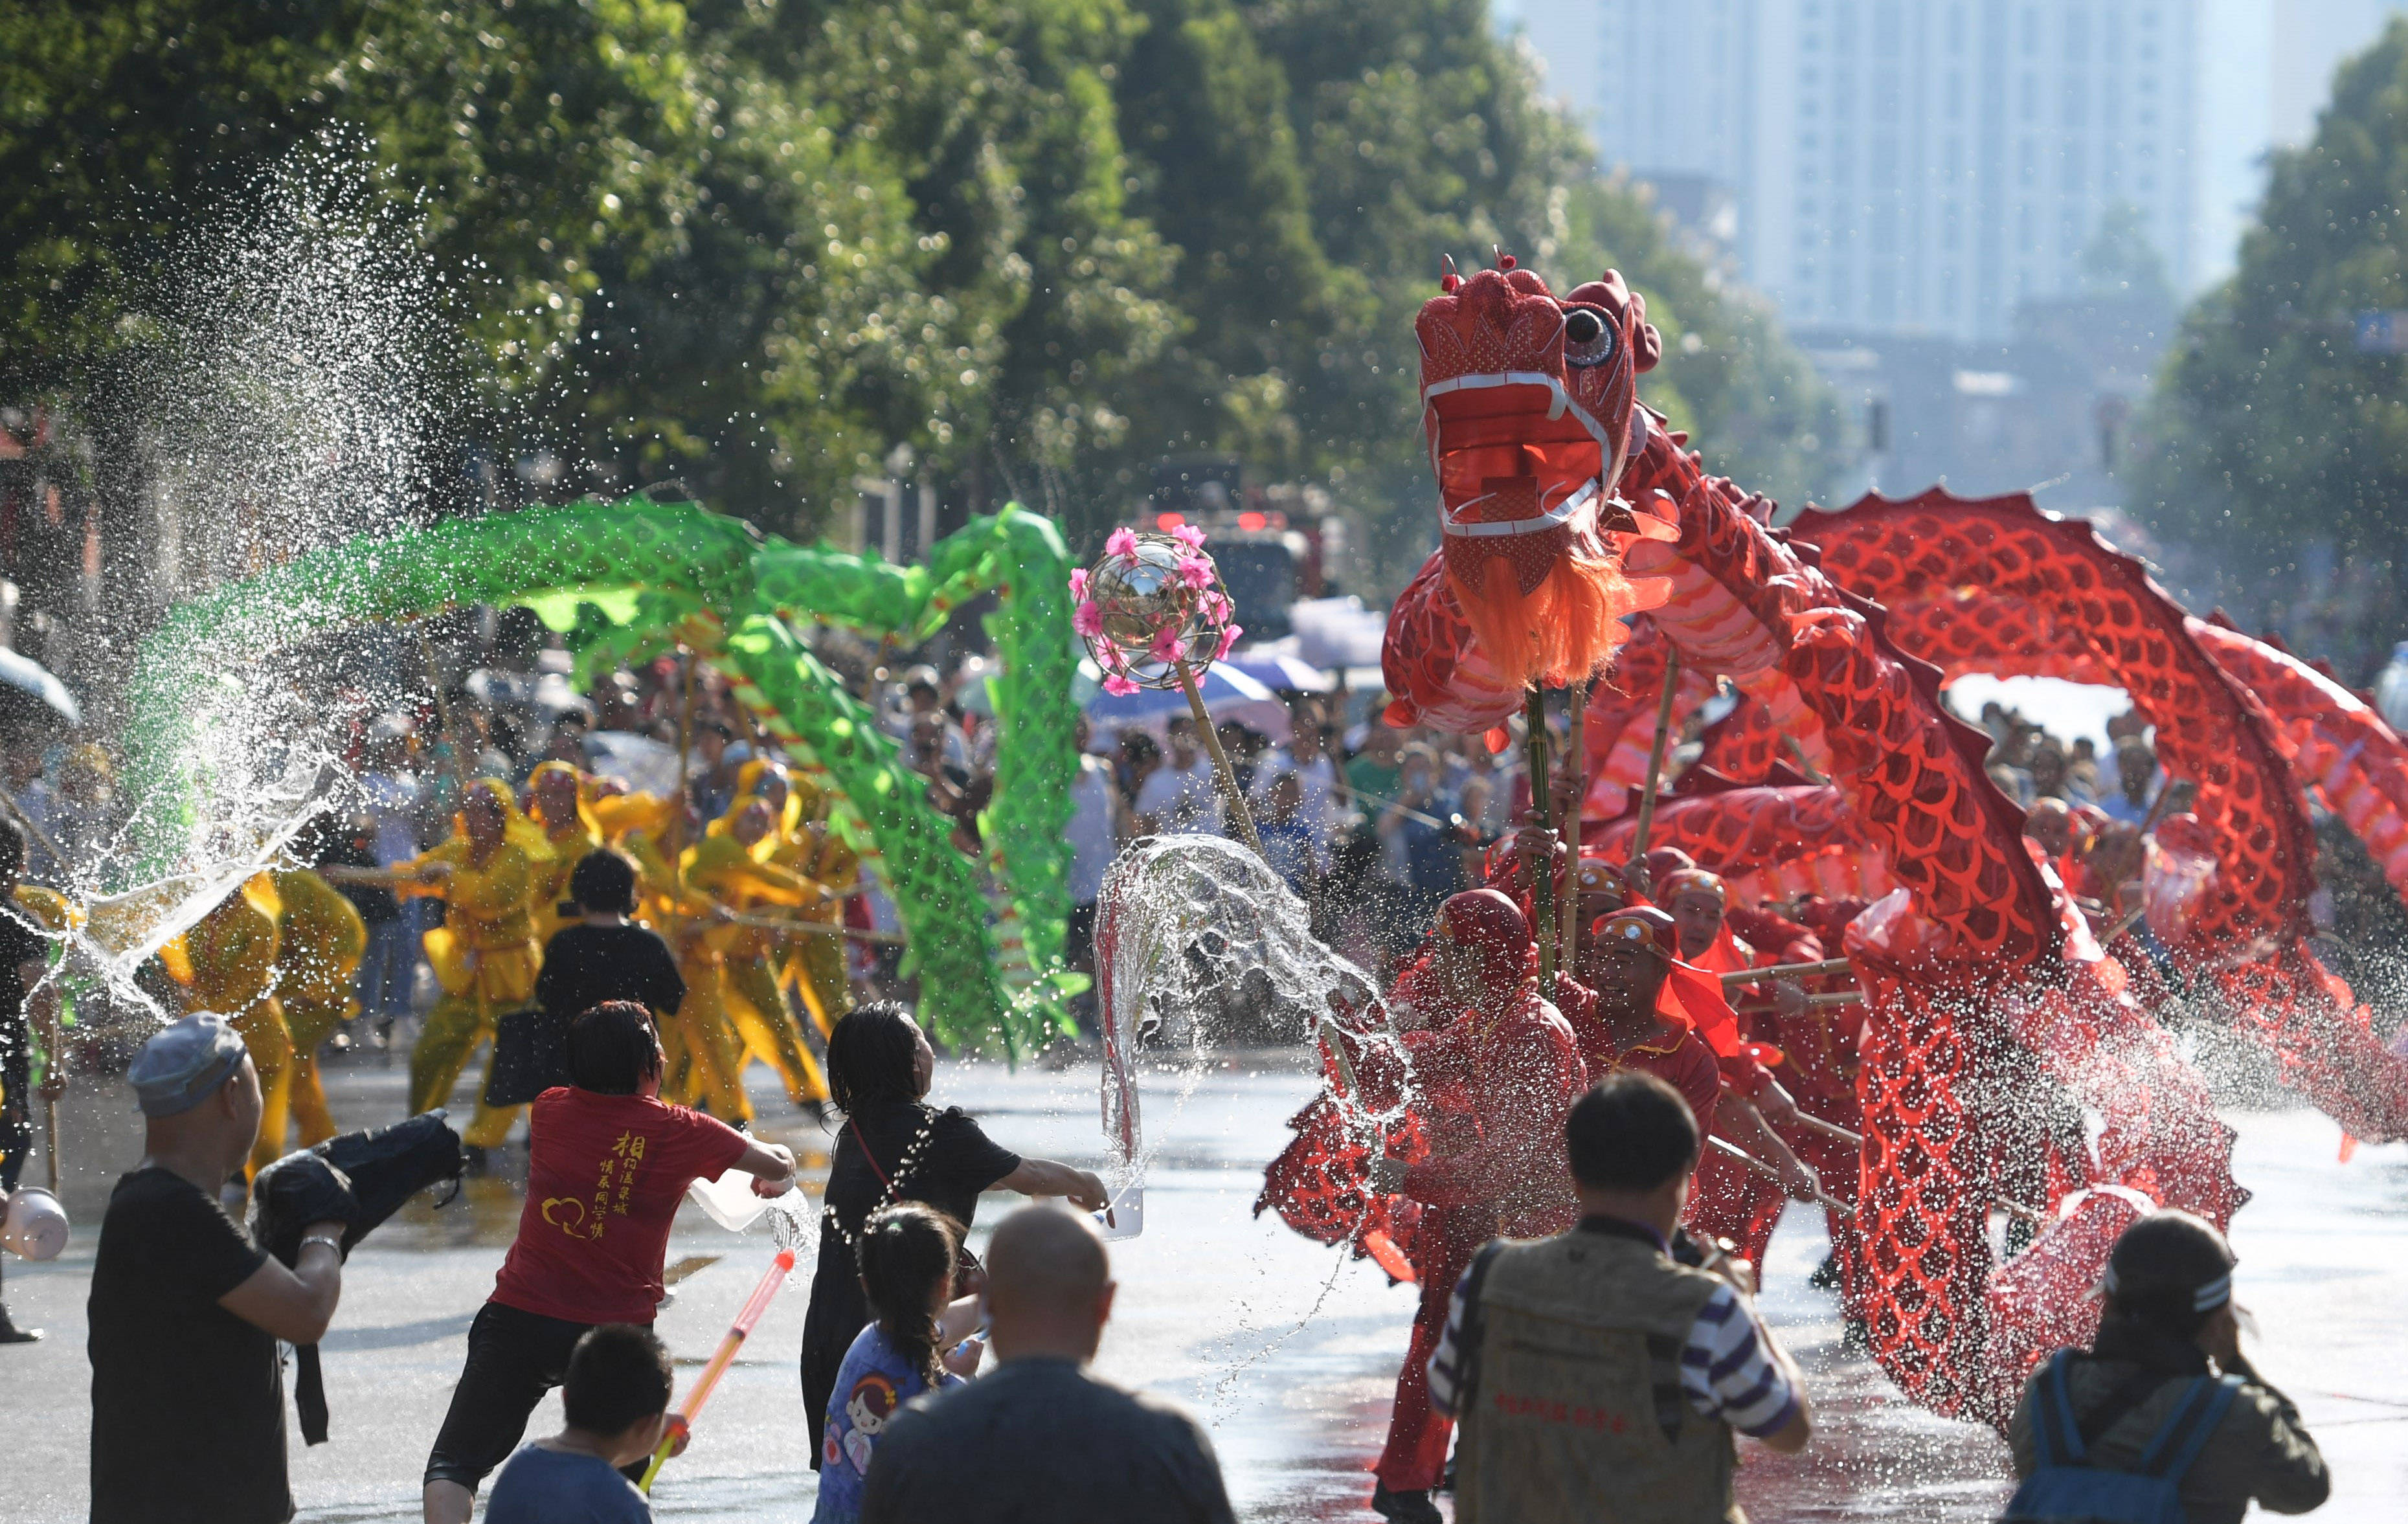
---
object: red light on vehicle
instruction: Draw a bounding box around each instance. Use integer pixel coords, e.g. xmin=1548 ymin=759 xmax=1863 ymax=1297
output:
xmin=1156 ymin=512 xmax=1185 ymax=531
xmin=1237 ymin=511 xmax=1266 ymax=532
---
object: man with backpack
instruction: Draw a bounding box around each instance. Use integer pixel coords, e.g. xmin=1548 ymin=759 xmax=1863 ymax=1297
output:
xmin=2005 ymin=1210 xmax=2328 ymax=1524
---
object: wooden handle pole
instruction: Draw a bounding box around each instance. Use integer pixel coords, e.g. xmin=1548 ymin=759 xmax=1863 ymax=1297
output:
xmin=43 ymin=1095 xmax=58 ymax=1193
xmin=1524 ymin=688 xmax=1556 ymax=995
xmin=671 ymin=649 xmax=699 ymax=854
xmin=1176 ymin=658 xmax=1266 ymax=859
xmin=1787 ymin=1111 xmax=1865 ymax=1148
xmin=1706 ymin=1135 xmax=1854 ymax=1218
xmin=1626 ymin=651 xmax=1681 ymax=879
xmin=1558 ymin=680 xmax=1588 ymax=976
xmin=1734 ymin=991 xmax=1865 ymax=1014
xmin=1718 ymin=956 xmax=1856 ymax=984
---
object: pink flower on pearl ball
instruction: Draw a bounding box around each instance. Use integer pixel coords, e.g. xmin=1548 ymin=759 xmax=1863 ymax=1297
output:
xmin=1073 ymin=600 xmax=1104 ymax=638
xmin=1068 ymin=567 xmax=1088 ymax=601
xmin=1105 ymin=528 xmax=1138 ymax=558
xmin=1101 ymin=673 xmax=1140 ymax=697
xmin=1170 ymin=523 xmax=1207 ymax=552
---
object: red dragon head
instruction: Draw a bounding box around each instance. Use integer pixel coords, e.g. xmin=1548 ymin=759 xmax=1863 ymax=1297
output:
xmin=1415 ymin=260 xmax=1666 ymax=691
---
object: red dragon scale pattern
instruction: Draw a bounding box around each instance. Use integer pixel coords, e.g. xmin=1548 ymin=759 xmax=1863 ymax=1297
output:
xmin=1798 ymin=491 xmax=2408 ymax=1140
xmin=1610 ymin=429 xmax=2237 ymax=1422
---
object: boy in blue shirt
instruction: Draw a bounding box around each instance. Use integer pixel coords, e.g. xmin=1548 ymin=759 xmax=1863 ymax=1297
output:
xmin=484 ymin=1324 xmax=673 ymax=1523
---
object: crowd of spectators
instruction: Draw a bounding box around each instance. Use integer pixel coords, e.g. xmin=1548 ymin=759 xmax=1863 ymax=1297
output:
xmin=1974 ymin=699 xmax=2162 ymax=822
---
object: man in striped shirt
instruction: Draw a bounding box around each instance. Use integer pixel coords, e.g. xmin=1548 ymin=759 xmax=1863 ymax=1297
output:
xmin=1427 ymin=1073 xmax=1810 ymax=1521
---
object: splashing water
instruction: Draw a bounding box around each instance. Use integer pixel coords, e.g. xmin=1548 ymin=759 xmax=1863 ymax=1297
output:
xmin=54 ymin=144 xmax=482 ymax=1013
xmin=1093 ymin=833 xmax=1390 ymax=1187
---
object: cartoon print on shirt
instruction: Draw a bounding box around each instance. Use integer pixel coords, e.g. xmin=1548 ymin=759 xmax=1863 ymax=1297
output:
xmin=840 ymin=1372 xmax=902 ymax=1475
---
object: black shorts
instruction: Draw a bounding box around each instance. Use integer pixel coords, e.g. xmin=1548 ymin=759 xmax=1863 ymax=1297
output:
xmin=423 ymin=1301 xmax=649 ymax=1492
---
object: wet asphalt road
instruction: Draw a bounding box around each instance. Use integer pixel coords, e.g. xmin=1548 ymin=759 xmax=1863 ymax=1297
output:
xmin=4 ymin=1047 xmax=2402 ymax=1521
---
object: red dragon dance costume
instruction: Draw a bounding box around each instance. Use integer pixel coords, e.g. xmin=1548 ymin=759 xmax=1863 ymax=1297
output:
xmin=1260 ymin=890 xmax=1586 ymax=1495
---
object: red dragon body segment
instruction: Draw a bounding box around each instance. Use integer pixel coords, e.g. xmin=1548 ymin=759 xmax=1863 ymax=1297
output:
xmin=1874 ymin=588 xmax=2115 ymax=686
xmin=1576 ymin=625 xmax=1721 ymax=816
xmin=2190 ymin=618 xmax=2408 ymax=898
xmin=1617 ymin=434 xmax=2060 ymax=970
xmin=1582 ymin=780 xmax=1896 ymax=906
xmin=1797 ymin=491 xmax=2408 ymax=1141
xmin=1797 ymin=490 xmax=2315 ymax=954
xmin=1414 ymin=265 xmax=1667 ymax=689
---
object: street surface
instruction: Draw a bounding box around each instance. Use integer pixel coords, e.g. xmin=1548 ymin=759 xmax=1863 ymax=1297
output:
xmin=4 ymin=1047 xmax=2402 ymax=1521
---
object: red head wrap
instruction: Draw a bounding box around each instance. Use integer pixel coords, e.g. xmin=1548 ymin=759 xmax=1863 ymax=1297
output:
xmin=1437 ymin=888 xmax=1537 ymax=1000
xmin=1660 ymin=868 xmax=1727 ymax=908
xmin=1643 ymin=846 xmax=1696 ymax=886
xmin=1573 ymin=855 xmax=1628 ymax=900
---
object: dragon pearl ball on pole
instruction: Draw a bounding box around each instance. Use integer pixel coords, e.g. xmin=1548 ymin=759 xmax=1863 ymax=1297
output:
xmin=1072 ymin=526 xmax=1265 ymax=860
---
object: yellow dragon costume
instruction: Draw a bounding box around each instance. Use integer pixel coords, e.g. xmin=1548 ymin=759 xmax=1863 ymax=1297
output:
xmin=166 ymin=875 xmax=289 ymax=1175
xmin=682 ymin=768 xmax=832 ymax=1110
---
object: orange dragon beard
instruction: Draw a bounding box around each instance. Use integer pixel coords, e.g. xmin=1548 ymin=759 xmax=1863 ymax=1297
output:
xmin=1443 ymin=514 xmax=1646 ymax=691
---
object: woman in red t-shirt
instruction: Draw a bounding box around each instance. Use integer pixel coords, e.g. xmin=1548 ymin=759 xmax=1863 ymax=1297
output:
xmin=423 ymin=1002 xmax=796 ymax=1523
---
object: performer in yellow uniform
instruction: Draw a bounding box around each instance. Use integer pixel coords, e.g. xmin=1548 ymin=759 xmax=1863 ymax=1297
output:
xmin=776 ymin=768 xmax=861 ymax=1038
xmin=269 ymin=853 xmax=368 ymax=1148
xmin=684 ymin=791 xmax=831 ymax=1111
xmin=171 ymin=875 xmax=289 ymax=1176
xmin=611 ymin=800 xmax=756 ymax=1124
xmin=399 ymin=778 xmax=553 ymax=1150
xmin=526 ymin=760 xmax=603 ymax=948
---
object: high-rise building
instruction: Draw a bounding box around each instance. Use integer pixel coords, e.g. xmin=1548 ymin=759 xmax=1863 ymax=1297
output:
xmin=1566 ymin=1 xmax=2205 ymax=341
xmin=1516 ymin=1 xmax=2408 ymax=341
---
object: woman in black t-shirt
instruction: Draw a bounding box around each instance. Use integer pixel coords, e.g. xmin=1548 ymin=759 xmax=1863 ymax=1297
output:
xmin=799 ymin=1003 xmax=1110 ymax=1457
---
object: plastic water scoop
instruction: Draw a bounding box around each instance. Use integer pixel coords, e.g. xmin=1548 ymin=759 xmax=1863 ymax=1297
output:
xmin=638 ymin=1247 xmax=797 ymax=1493
xmin=684 ymin=1167 xmax=799 ymax=1234
xmin=0 ymin=1186 xmax=67 ymax=1261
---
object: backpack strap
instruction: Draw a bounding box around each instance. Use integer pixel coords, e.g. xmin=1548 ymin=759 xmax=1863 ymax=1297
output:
xmin=2137 ymin=1375 xmax=2243 ymax=1483
xmin=2031 ymin=1350 xmax=2087 ymax=1468
xmin=1450 ymin=1240 xmax=1510 ymax=1416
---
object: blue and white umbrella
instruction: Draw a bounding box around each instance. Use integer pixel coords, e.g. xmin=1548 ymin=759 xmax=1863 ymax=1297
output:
xmin=1082 ymin=659 xmax=1289 ymax=742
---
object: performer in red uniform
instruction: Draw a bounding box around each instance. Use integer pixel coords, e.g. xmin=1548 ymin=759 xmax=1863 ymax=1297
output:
xmin=1555 ymin=906 xmax=1725 ymax=1124
xmin=1364 ymin=889 xmax=1586 ymax=1524
xmin=1661 ymin=869 xmax=1861 ymax=1277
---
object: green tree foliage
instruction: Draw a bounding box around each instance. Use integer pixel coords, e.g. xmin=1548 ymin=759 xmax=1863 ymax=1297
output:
xmin=0 ymin=0 xmax=1839 ymax=574
xmin=2131 ymin=19 xmax=2408 ymax=644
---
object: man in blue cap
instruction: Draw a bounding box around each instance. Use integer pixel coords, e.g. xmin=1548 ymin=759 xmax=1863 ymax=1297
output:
xmin=88 ymin=1013 xmax=349 ymax=1524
